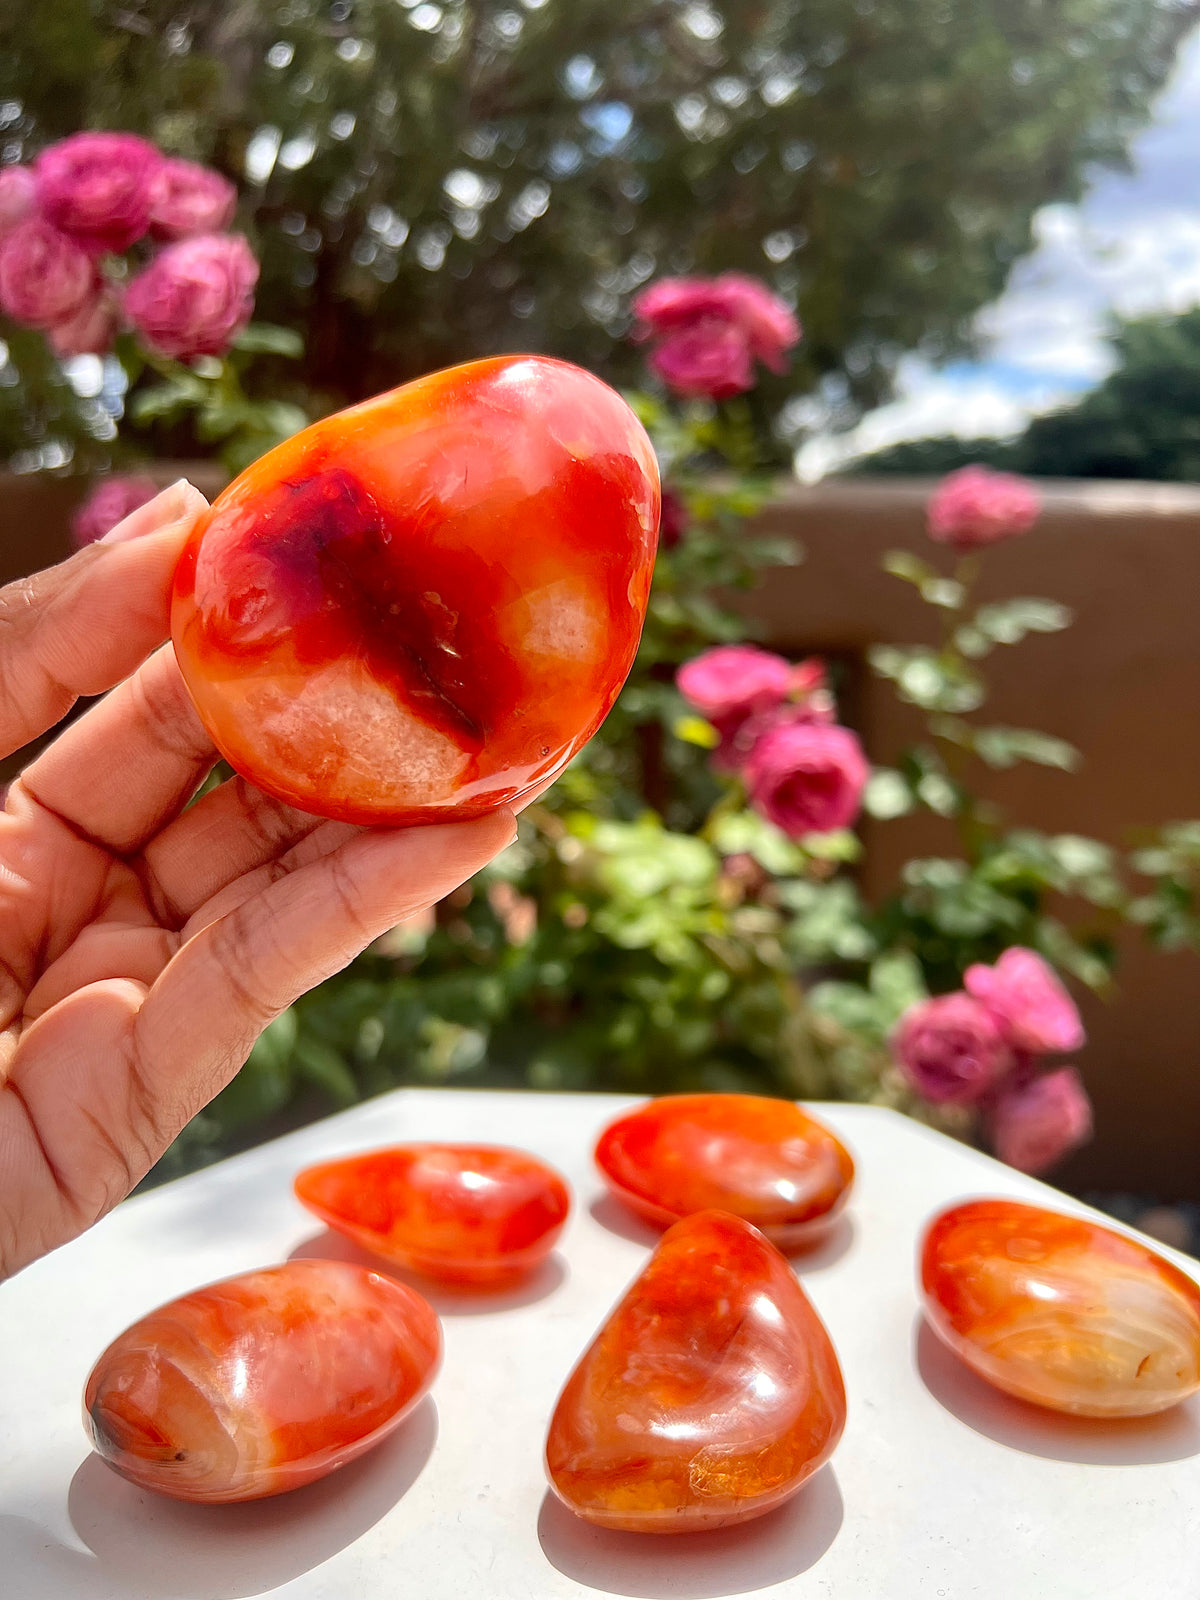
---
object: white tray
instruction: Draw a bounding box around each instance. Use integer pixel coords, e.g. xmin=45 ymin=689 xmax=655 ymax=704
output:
xmin=3 ymin=1089 xmax=1197 ymax=1598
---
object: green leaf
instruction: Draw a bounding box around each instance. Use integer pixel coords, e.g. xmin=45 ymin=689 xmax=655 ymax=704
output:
xmin=293 ymin=1036 xmax=360 ymax=1104
xmin=882 ymin=550 xmax=964 ymax=608
xmin=710 ymin=810 xmax=807 ymax=874
xmin=957 ymin=598 xmax=1073 ymax=655
xmin=863 ymin=769 xmax=913 ymax=819
xmin=674 ymin=715 xmax=720 ymax=749
xmin=868 ymin=949 xmax=928 ymax=1023
xmin=971 ymin=726 xmax=1081 ymax=771
xmin=233 ymin=322 xmax=305 ymax=358
xmin=128 ymin=377 xmax=203 ymax=423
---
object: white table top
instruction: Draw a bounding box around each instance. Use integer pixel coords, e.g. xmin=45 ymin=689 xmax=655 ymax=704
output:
xmin=2 ymin=1089 xmax=1197 ymax=1599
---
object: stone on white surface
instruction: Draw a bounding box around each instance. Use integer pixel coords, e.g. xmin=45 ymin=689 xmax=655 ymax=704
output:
xmin=1 ymin=1090 xmax=1197 ymax=1597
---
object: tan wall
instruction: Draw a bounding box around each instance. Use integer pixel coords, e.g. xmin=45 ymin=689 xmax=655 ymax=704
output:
xmin=2 ymin=470 xmax=1198 ymax=1193
xmin=745 ymin=477 xmax=1200 ymax=1197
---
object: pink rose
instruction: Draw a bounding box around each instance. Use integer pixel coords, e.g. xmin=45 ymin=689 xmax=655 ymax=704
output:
xmin=47 ymin=285 xmax=122 ymax=357
xmin=34 ymin=132 xmax=162 ymax=254
xmin=677 ymin=644 xmax=794 ymax=725
xmin=149 ymin=158 xmax=237 ymax=240
xmin=125 ymin=232 xmax=258 ymax=360
xmin=633 ymin=272 xmax=800 ymax=399
xmin=989 ymin=1066 xmax=1093 ymax=1174
xmin=744 ymin=720 xmax=868 ymax=837
xmin=893 ymin=992 xmax=1013 ymax=1105
xmin=710 ymin=272 xmax=801 ymax=370
xmin=927 ymin=465 xmax=1041 ymax=551
xmin=650 ymin=322 xmax=755 ymax=399
xmin=0 ymin=166 xmax=37 ymax=234
xmin=70 ymin=474 xmax=160 ymax=547
xmin=965 ymin=947 xmax=1085 ymax=1054
xmin=0 ymin=217 xmax=96 ymax=327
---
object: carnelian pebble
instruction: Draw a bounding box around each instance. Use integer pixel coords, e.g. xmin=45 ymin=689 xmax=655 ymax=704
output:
xmin=921 ymin=1198 xmax=1200 ymax=1417
xmin=595 ymin=1093 xmax=854 ymax=1248
xmin=84 ymin=1260 xmax=441 ymax=1502
xmin=171 ymin=355 xmax=660 ymax=824
xmin=294 ymin=1143 xmax=570 ymax=1286
xmin=546 ymin=1210 xmax=846 ymax=1532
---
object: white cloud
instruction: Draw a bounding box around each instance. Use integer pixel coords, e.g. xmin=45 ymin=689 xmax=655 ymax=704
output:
xmin=799 ymin=29 xmax=1200 ymax=476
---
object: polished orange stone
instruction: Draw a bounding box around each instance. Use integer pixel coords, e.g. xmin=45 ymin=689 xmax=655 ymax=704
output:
xmin=594 ymin=1094 xmax=854 ymax=1248
xmin=171 ymin=355 xmax=659 ymax=824
xmin=294 ymin=1142 xmax=571 ymax=1286
xmin=545 ymin=1210 xmax=846 ymax=1532
xmin=921 ymin=1198 xmax=1200 ymax=1417
xmin=84 ymin=1259 xmax=441 ymax=1502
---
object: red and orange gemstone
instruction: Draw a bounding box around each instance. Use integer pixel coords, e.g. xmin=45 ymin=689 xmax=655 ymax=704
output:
xmin=921 ymin=1198 xmax=1200 ymax=1417
xmin=595 ymin=1093 xmax=854 ymax=1248
xmin=84 ymin=1259 xmax=441 ymax=1502
xmin=171 ymin=355 xmax=659 ymax=824
xmin=294 ymin=1143 xmax=571 ymax=1286
xmin=546 ymin=1210 xmax=846 ymax=1532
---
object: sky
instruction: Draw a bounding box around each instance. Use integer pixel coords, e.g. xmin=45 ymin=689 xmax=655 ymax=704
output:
xmin=795 ymin=28 xmax=1200 ymax=480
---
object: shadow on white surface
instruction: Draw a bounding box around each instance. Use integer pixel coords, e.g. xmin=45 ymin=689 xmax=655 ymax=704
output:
xmin=535 ymin=1467 xmax=843 ymax=1598
xmin=588 ymin=1194 xmax=663 ymax=1248
xmin=52 ymin=1398 xmax=438 ymax=1599
xmin=915 ymin=1317 xmax=1200 ymax=1465
xmin=586 ymin=1198 xmax=855 ymax=1275
xmin=785 ymin=1214 xmax=855 ymax=1275
xmin=287 ymin=1226 xmax=568 ymax=1314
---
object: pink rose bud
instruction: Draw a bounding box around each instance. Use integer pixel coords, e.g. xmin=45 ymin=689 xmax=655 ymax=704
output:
xmin=34 ymin=131 xmax=162 ymax=254
xmin=149 ymin=158 xmax=237 ymax=240
xmin=989 ymin=1065 xmax=1093 ymax=1174
xmin=70 ymin=474 xmax=161 ymax=547
xmin=125 ymin=232 xmax=258 ymax=360
xmin=893 ymin=991 xmax=1014 ymax=1105
xmin=927 ymin=465 xmax=1041 ymax=551
xmin=47 ymin=285 xmax=122 ymax=357
xmin=965 ymin=946 xmax=1085 ymax=1054
xmin=632 ymin=272 xmax=800 ymax=399
xmin=744 ymin=720 xmax=868 ymax=838
xmin=0 ymin=166 xmax=37 ymax=234
xmin=0 ymin=216 xmax=96 ymax=327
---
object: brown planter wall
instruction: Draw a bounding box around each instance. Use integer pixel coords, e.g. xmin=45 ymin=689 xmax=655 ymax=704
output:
xmin=744 ymin=477 xmax=1200 ymax=1198
xmin=2 ymin=469 xmax=1198 ymax=1193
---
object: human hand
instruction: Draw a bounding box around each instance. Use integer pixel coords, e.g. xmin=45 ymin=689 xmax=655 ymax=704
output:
xmin=0 ymin=482 xmax=516 ymax=1279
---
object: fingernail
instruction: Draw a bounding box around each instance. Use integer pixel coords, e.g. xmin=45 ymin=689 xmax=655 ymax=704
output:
xmin=100 ymin=478 xmax=207 ymax=544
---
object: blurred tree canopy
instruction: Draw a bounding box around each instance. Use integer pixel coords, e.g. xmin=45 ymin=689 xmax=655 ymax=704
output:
xmin=847 ymin=308 xmax=1200 ymax=480
xmin=1 ymin=0 xmax=1197 ymax=450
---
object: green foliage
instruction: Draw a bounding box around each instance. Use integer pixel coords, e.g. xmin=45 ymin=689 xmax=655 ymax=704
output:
xmin=849 ymin=309 xmax=1200 ymax=482
xmin=3 ymin=0 xmax=1197 ymax=468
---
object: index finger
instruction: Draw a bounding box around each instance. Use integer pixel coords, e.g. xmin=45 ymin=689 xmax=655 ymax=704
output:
xmin=0 ymin=480 xmax=207 ymax=762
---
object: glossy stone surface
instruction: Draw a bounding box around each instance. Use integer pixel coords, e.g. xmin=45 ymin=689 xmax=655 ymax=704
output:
xmin=595 ymin=1094 xmax=854 ymax=1248
xmin=171 ymin=355 xmax=659 ymax=824
xmin=921 ymin=1199 xmax=1200 ymax=1417
xmin=545 ymin=1210 xmax=846 ymax=1532
xmin=294 ymin=1143 xmax=571 ymax=1286
xmin=84 ymin=1260 xmax=441 ymax=1502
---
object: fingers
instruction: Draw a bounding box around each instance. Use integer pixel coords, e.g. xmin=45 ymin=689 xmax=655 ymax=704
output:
xmin=140 ymin=772 xmax=337 ymax=924
xmin=18 ymin=646 xmax=216 ymax=855
xmin=137 ymin=810 xmax=517 ymax=1079
xmin=0 ymin=480 xmax=207 ymax=762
